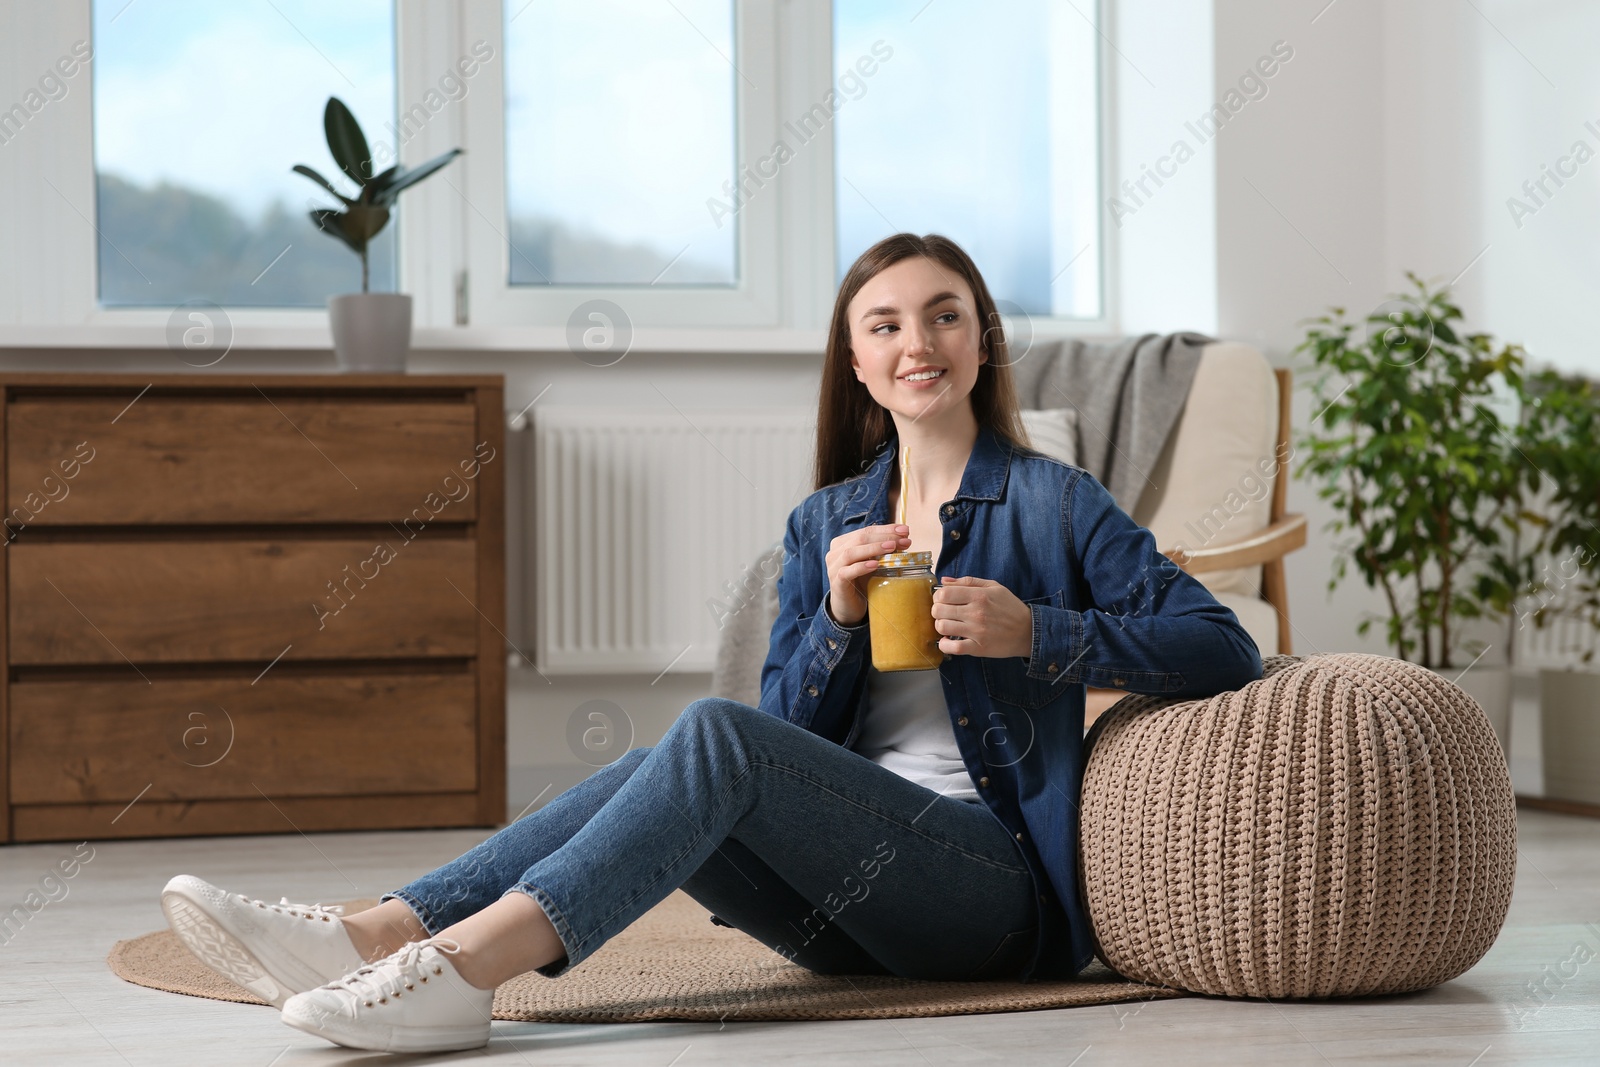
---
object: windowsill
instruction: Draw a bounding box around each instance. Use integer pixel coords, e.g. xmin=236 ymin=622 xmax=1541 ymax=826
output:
xmin=0 ymin=320 xmax=1116 ymax=354
xmin=0 ymin=323 xmax=826 ymax=355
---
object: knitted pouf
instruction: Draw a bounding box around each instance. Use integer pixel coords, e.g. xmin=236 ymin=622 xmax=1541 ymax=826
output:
xmin=1078 ymin=652 xmax=1517 ymax=999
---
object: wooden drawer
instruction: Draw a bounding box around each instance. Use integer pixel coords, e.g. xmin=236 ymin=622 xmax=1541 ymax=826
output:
xmin=7 ymin=395 xmax=486 ymax=526
xmin=10 ymin=539 xmax=478 ymax=665
xmin=8 ymin=672 xmax=478 ymax=804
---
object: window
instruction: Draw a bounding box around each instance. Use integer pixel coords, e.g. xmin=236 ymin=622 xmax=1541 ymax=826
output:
xmin=833 ymin=0 xmax=1103 ymax=320
xmin=2 ymin=1 xmax=1109 ymax=339
xmin=91 ymin=0 xmax=397 ymax=307
xmin=460 ymin=0 xmax=785 ymax=328
xmin=501 ymin=0 xmax=737 ymax=287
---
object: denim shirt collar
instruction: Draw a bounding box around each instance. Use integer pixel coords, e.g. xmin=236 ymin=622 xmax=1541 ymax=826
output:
xmin=841 ymin=422 xmax=1014 ymax=525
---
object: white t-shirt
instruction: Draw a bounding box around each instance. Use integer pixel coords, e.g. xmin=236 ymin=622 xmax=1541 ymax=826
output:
xmin=852 ymin=665 xmax=981 ymax=802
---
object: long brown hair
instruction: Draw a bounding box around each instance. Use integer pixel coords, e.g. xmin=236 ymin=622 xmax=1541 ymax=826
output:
xmin=812 ymin=233 xmax=1032 ymax=492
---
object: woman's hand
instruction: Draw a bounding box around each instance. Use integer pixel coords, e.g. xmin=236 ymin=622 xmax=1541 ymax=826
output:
xmin=825 ymin=523 xmax=910 ymax=627
xmin=932 ymin=576 xmax=1033 ymax=658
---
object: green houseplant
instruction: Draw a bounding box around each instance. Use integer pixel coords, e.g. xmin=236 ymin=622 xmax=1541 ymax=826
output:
xmin=294 ymin=96 xmax=461 ymax=371
xmin=1294 ymin=272 xmax=1532 ymax=752
xmin=1517 ymin=367 xmax=1600 ymax=644
xmin=1516 ymin=367 xmax=1600 ymax=804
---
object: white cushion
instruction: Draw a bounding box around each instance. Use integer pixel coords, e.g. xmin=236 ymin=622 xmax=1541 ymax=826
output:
xmin=1020 ymin=407 xmax=1078 ymax=467
xmin=1132 ymin=343 xmax=1279 ymax=598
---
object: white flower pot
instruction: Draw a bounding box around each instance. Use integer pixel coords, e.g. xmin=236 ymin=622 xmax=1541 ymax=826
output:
xmin=1429 ymin=664 xmax=1512 ymax=761
xmin=328 ymin=292 xmax=412 ymax=373
xmin=1539 ymin=668 xmax=1600 ymax=806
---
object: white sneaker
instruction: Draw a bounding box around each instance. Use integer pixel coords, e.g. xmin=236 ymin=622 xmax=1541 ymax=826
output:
xmin=281 ymin=938 xmax=493 ymax=1053
xmin=160 ymin=874 xmax=365 ymax=1008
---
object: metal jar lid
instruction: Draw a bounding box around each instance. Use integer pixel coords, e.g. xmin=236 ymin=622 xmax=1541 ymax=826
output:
xmin=877 ymin=550 xmax=933 ymax=568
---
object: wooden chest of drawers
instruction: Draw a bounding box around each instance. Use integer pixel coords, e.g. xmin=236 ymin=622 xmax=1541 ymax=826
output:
xmin=0 ymin=374 xmax=506 ymax=842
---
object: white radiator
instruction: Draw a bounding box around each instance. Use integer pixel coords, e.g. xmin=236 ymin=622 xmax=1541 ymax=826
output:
xmin=530 ymin=406 xmax=816 ymax=673
xmin=1505 ymin=497 xmax=1600 ymax=669
xmin=1517 ymin=605 xmax=1600 ymax=669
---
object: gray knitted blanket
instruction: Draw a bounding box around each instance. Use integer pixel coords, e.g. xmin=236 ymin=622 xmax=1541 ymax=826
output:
xmin=1008 ymin=331 xmax=1212 ymax=513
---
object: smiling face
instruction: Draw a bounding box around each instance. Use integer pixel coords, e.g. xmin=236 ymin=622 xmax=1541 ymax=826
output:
xmin=847 ymin=255 xmax=987 ymax=425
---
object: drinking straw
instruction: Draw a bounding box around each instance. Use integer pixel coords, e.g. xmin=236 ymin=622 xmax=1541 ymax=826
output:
xmin=898 ymin=445 xmax=909 ymax=528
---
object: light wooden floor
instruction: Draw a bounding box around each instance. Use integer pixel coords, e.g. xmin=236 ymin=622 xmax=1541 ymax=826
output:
xmin=3 ymin=806 xmax=1596 ymax=1066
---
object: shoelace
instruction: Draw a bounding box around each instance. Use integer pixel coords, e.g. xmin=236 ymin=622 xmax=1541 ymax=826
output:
xmin=235 ymin=893 xmax=346 ymax=922
xmin=336 ymin=937 xmax=464 ymax=1008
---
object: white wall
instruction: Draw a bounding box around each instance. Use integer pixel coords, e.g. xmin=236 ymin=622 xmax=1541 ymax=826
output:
xmin=1113 ymin=0 xmax=1218 ymax=335
xmin=1384 ymin=0 xmax=1490 ymax=326
xmin=1469 ymin=0 xmax=1600 ymax=379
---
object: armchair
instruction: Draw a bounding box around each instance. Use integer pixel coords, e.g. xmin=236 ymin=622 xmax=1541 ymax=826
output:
xmin=1080 ymin=343 xmax=1305 ymax=725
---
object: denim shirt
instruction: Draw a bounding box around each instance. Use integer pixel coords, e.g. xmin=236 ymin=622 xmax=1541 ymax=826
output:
xmin=757 ymin=422 xmax=1264 ymax=979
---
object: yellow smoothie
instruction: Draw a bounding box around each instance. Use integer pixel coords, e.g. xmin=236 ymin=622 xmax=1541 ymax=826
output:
xmin=867 ymin=551 xmax=943 ymax=671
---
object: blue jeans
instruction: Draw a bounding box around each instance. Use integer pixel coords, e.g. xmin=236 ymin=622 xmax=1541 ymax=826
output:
xmin=383 ymin=698 xmax=1051 ymax=981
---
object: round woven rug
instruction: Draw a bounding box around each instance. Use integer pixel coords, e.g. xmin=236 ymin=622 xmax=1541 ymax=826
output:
xmin=109 ymin=890 xmax=1185 ymax=1022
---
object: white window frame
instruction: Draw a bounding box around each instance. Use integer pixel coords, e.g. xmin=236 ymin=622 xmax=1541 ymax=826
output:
xmin=0 ymin=0 xmax=1116 ymax=348
xmin=457 ymin=0 xmax=799 ymax=330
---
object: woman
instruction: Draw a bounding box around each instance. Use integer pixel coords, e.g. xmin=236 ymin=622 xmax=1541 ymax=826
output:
xmin=161 ymin=233 xmax=1262 ymax=1054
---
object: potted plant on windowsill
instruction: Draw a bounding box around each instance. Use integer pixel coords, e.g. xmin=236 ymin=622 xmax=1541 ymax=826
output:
xmin=1294 ymin=272 xmax=1532 ymax=757
xmin=294 ymin=96 xmax=461 ymax=372
xmin=1515 ymin=366 xmax=1600 ymax=805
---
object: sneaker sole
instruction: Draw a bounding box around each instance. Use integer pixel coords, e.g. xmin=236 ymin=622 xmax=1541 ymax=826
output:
xmin=161 ymin=890 xmax=292 ymax=1007
xmin=281 ymin=999 xmax=490 ymax=1053
xmin=161 ymin=877 xmax=338 ymax=1009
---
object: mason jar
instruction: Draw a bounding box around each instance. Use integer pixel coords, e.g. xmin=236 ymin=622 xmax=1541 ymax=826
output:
xmin=866 ymin=550 xmax=944 ymax=671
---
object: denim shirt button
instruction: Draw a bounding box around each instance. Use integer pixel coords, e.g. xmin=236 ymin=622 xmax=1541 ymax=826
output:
xmin=1113 ymin=676 xmax=1125 ymax=686
xmin=806 ymin=684 xmax=819 ymax=697
xmin=826 ymin=638 xmax=837 ymax=649
xmin=979 ymin=776 xmax=990 ymax=788
xmin=957 ymin=716 xmax=969 ymax=727
xmin=1046 ymin=662 xmax=1058 ymax=674
xmin=1015 ymin=831 xmax=1024 ymax=841
xmin=950 ymin=530 xmax=960 ymax=540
